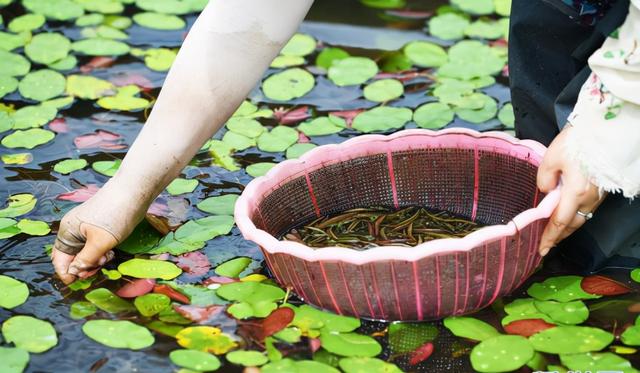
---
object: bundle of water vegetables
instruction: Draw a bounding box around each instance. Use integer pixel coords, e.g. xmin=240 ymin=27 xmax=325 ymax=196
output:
xmin=284 ymin=206 xmax=483 ymax=250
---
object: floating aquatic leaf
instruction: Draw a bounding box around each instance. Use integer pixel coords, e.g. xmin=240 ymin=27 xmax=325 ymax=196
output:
xmin=226 ymin=350 xmax=269 ymax=367
xmin=118 ymin=258 xmax=182 ymax=280
xmin=494 ymin=0 xmax=511 ymax=16
xmin=292 ymin=304 xmax=360 ymax=334
xmin=502 ymin=298 xmax=554 ymax=325
xmin=83 ymin=320 xmax=154 ymax=349
xmin=69 ymin=276 xmax=96 ymax=291
xmin=352 ymin=106 xmax=412 ymax=133
xmin=631 ymin=268 xmax=640 ymax=283
xmin=1 ymin=153 xmax=32 ymax=165
xmin=0 ymin=111 xmax=13 ymax=133
xmin=438 ymin=41 xmax=505 ymax=80
xmin=262 ymin=358 xmax=340 ymax=373
xmin=319 ymin=329 xmax=382 ymax=357
xmin=529 ymin=326 xmax=613 ymax=354
xmin=534 ymin=300 xmax=589 ymax=325
xmin=0 ymin=218 xmax=20 ymax=239
xmin=169 ymin=349 xmax=221 ymax=371
xmin=101 ymin=268 xmax=121 ymax=280
xmin=18 ymin=69 xmax=66 ymax=102
xmin=528 ymin=276 xmax=601 ymax=302
xmin=409 ymin=341 xmax=435 ymax=365
xmin=379 ymin=51 xmax=412 ymax=73
xmin=226 ymin=117 xmax=265 ymax=138
xmin=197 ymin=194 xmax=239 ymax=215
xmin=455 ymin=93 xmax=497 ymax=123
xmin=2 ymin=315 xmax=58 ymax=353
xmin=580 ymin=274 xmax=631 ymax=296
xmin=464 ymin=19 xmax=504 ymax=40
xmin=273 ymin=326 xmax=302 ymax=343
xmin=134 ymin=48 xmax=177 ymax=71
xmin=3 ymin=128 xmax=55 ymax=149
xmin=246 ymin=162 xmax=276 ymax=177
xmin=281 ymin=34 xmax=317 ymax=57
xmin=174 ymin=215 xmax=235 ymax=244
xmin=48 ymin=55 xmax=77 ymax=71
xmin=271 ymin=55 xmax=306 ymax=69
xmin=262 ymin=68 xmax=315 ymax=101
xmin=103 ymin=14 xmax=132 ymax=29
xmin=363 ymin=79 xmax=404 ymax=102
xmin=286 ymin=143 xmax=316 ymax=159
xmin=12 ymin=104 xmax=57 ymax=129
xmin=0 ymin=194 xmax=36 ymax=218
xmin=133 ymin=12 xmax=185 ymax=30
xmin=297 ymin=116 xmax=345 ymax=137
xmin=70 ymin=301 xmax=97 ymax=319
xmin=360 ymin=0 xmax=406 ymax=9
xmin=403 ymin=41 xmax=448 ymax=68
xmin=428 ymin=13 xmax=470 ymax=40
xmin=413 ymin=102 xmax=454 ymax=129
xmin=560 ymin=352 xmax=637 ymax=373
xmin=85 ymin=288 xmax=135 ymax=313
xmin=214 ymin=257 xmax=252 ymax=278
xmin=92 ymin=159 xmax=121 ymax=176
xmin=72 ymin=38 xmax=130 ymax=56
xmin=498 ymin=103 xmax=514 ymax=128
xmin=0 ymin=75 xmax=18 ymax=98
xmin=0 ymin=31 xmax=30 ymax=52
xmin=208 ymin=139 xmax=239 ymax=171
xmin=503 ymin=318 xmax=556 ymax=337
xmin=470 ymin=335 xmax=534 ymax=373
xmin=75 ymin=13 xmax=105 ymax=26
xmin=388 ymin=322 xmax=438 ymax=354
xmin=328 ymin=57 xmax=379 ymax=86
xmin=218 ymin=281 xmax=285 ymax=318
xmin=53 ymin=159 xmax=87 ymax=174
xmin=622 ymin=324 xmax=640 ymax=346
xmin=134 ymin=293 xmax=171 ymax=317
xmin=222 ymin=131 xmax=255 ymax=151
xmin=115 ymin=278 xmax=156 ymax=298
xmin=176 ymin=326 xmax=238 ymax=354
xmin=443 ymin=316 xmax=500 ymax=341
xmin=75 ymin=0 xmax=123 ymax=14
xmin=166 ymin=178 xmax=198 ymax=196
xmin=23 ymin=0 xmax=84 ymax=21
xmin=175 ymin=251 xmax=211 ymax=276
xmin=25 ymin=33 xmax=71 ymax=65
xmin=339 ymin=357 xmax=402 ymax=373
xmin=257 ymin=125 xmax=298 ymax=152
xmin=8 ymin=14 xmax=45 ymax=33
xmin=451 ymin=0 xmax=494 ymax=15
xmin=136 ymin=0 xmax=192 ymax=15
xmin=0 ymin=50 xmax=31 ymax=76
xmin=66 ymin=75 xmax=115 ymax=99
xmin=97 ymin=85 xmax=150 ymax=111
xmin=16 ymin=219 xmax=50 ymax=236
xmin=315 ymin=47 xmax=350 ymax=70
xmin=0 ymin=347 xmax=29 ymax=373
xmin=0 ymin=275 xmax=29 ymax=309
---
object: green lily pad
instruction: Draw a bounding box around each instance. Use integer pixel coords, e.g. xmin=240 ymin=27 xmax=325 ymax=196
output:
xmin=158 ymin=306 xmax=192 ymax=325
xmin=263 ymin=68 xmax=315 ymax=101
xmin=85 ymin=288 xmax=135 ymax=313
xmin=48 ymin=55 xmax=77 ymax=71
xmin=0 ymin=50 xmax=31 ymax=76
xmin=246 ymin=162 xmax=276 ymax=177
xmin=379 ymin=51 xmax=412 ymax=73
xmin=70 ymin=301 xmax=98 ymax=319
xmin=0 ymin=218 xmax=20 ymax=239
xmin=0 ymin=194 xmax=36 ymax=218
xmin=529 ymin=326 xmax=613 ymax=354
xmin=25 ymin=33 xmax=71 ymax=65
xmin=2 ymin=315 xmax=58 ymax=353
xmin=465 ymin=19 xmax=505 ymax=40
xmin=118 ymin=258 xmax=182 ymax=280
xmin=69 ymin=276 xmax=96 ymax=291
xmin=136 ymin=0 xmax=192 ymax=14
xmin=0 ymin=31 xmax=30 ymax=52
xmin=281 ymin=33 xmax=317 ymax=57
xmin=451 ymin=0 xmax=494 ymax=15
xmin=226 ymin=117 xmax=265 ymax=138
xmin=1 ymin=153 xmax=33 ymax=165
xmin=0 ymin=75 xmax=18 ymax=98
xmin=286 ymin=143 xmax=317 ymax=159
xmin=222 ymin=131 xmax=255 ymax=151
xmin=433 ymin=79 xmax=475 ymax=104
xmin=271 ymin=55 xmax=305 ymax=69
xmin=388 ymin=322 xmax=438 ymax=354
xmin=2 ymin=128 xmax=55 ymax=149
xmin=428 ymin=13 xmax=470 ymax=40
xmin=560 ymin=352 xmax=637 ymax=373
xmin=0 ymin=275 xmax=29 ymax=309
xmin=75 ymin=13 xmax=105 ymax=26
xmin=83 ymin=320 xmax=155 ymax=350
xmin=455 ymin=93 xmax=497 ymax=123
xmin=170 ymin=349 xmax=221 ymax=371
xmin=133 ymin=47 xmax=176 ymax=71
xmin=175 ymin=326 xmax=237 ymax=354
xmin=72 ymin=37 xmax=130 ymax=56
xmin=502 ymin=298 xmax=555 ymax=325
xmin=23 ymin=0 xmax=84 ymax=20
xmin=76 ymin=0 xmax=123 ymax=14
xmin=315 ymin=47 xmax=350 ymax=70
xmin=217 ymin=281 xmax=285 ymax=304
xmin=53 ymin=159 xmax=87 ymax=174
xmin=226 ymin=350 xmax=269 ymax=367
xmin=443 ymin=316 xmax=501 ymax=341
xmin=319 ymin=330 xmax=382 ymax=357
xmin=8 ymin=13 xmax=45 ymax=33
xmin=101 ymin=268 xmax=121 ymax=280
xmin=470 ymin=335 xmax=534 ymax=373
xmin=494 ymin=0 xmax=511 ymax=16
xmin=133 ymin=12 xmax=185 ymax=30
xmin=150 ymin=232 xmax=206 ymax=256
xmin=404 ymin=41 xmax=448 ymax=68
xmin=214 ymin=257 xmax=252 ymax=278
xmin=534 ymin=300 xmax=589 ymax=325
xmin=18 ymin=69 xmax=66 ymax=102
xmin=290 ymin=304 xmax=360 ymax=333
xmin=97 ymin=85 xmax=150 ymax=111
xmin=298 ymin=116 xmax=345 ymax=137
xmin=134 ymin=293 xmax=171 ymax=317
xmin=339 ymin=357 xmax=402 ymax=373
xmin=66 ymin=75 xmax=115 ymax=99
xmin=0 ymin=111 xmax=14 ymax=133
xmin=263 ymin=358 xmax=340 ymax=373
xmin=363 ymin=79 xmax=404 ymax=102
xmin=257 ymin=126 xmax=298 ymax=152
xmin=166 ymin=178 xmax=198 ymax=195
xmin=0 ymin=347 xmax=29 ymax=373
xmin=360 ymin=0 xmax=406 ymax=9
xmin=273 ymin=327 xmax=302 ymax=343
xmin=12 ymin=104 xmax=57 ymax=129
xmin=352 ymin=106 xmax=412 ymax=133
xmin=622 ymin=324 xmax=640 ymax=346
xmin=174 ymin=215 xmax=235 ymax=243
xmin=528 ymin=276 xmax=602 ymax=302
xmin=16 ymin=219 xmax=50 ymax=235
xmin=92 ymin=159 xmax=121 ymax=177
xmin=438 ymin=40 xmax=505 ymax=80
xmin=103 ymin=14 xmax=132 ymax=29
xmin=498 ymin=103 xmax=515 ymax=128
xmin=328 ymin=57 xmax=379 ymax=86
xmin=631 ymin=268 xmax=640 ymax=283
xmin=145 ymin=320 xmax=184 ymax=338
xmin=413 ymin=102 xmax=454 ymax=129
xmin=197 ymin=194 xmax=239 ymax=215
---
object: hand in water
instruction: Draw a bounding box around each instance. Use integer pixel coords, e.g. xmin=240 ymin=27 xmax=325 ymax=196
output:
xmin=536 ymin=126 xmax=606 ymax=256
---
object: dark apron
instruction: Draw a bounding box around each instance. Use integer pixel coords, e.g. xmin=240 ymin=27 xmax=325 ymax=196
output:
xmin=509 ymin=0 xmax=640 ymax=273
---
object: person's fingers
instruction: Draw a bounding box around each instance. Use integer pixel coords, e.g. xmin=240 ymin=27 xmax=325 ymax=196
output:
xmin=76 ymin=251 xmax=115 ymax=279
xmin=538 ymin=187 xmax=581 ymax=256
xmin=68 ymin=224 xmax=118 ymax=276
xmin=537 ymin=162 xmax=561 ymax=193
xmin=555 ymin=192 xmax=606 ymax=242
xmin=51 ymin=248 xmax=77 ymax=284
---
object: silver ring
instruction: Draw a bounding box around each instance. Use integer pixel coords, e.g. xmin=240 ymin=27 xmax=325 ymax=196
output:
xmin=576 ymin=210 xmax=593 ymax=220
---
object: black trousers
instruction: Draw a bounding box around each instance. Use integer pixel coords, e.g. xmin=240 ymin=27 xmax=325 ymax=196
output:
xmin=509 ymin=0 xmax=640 ymax=273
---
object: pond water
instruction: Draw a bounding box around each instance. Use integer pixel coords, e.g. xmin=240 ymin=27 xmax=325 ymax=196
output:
xmin=1 ymin=0 xmax=640 ymax=372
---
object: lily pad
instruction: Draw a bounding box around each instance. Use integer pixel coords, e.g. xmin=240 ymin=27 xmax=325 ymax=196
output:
xmin=97 ymin=85 xmax=150 ymax=111
xmin=502 ymin=298 xmax=555 ymax=325
xmin=498 ymin=103 xmax=515 ymax=128
xmin=0 ymin=75 xmax=18 ymax=98
xmin=8 ymin=14 xmax=45 ymax=33
xmin=0 ymin=31 xmax=30 ymax=52
xmin=0 ymin=194 xmax=36 ymax=218
xmin=413 ymin=102 xmax=454 ymax=129
xmin=176 ymin=326 xmax=238 ymax=354
xmin=83 ymin=320 xmax=154 ymax=349
xmin=72 ymin=37 xmax=130 ymax=56
xmin=286 ymin=143 xmax=317 ymax=159
xmin=170 ymin=349 xmax=221 ymax=371
xmin=319 ymin=330 xmax=382 ymax=357
xmin=622 ymin=324 xmax=640 ymax=346
xmin=0 ymin=218 xmax=20 ymax=239
xmin=70 ymin=301 xmax=98 ymax=319
xmin=454 ymin=93 xmax=497 ymax=123
xmin=351 ymin=106 xmax=412 ymax=133
xmin=298 ymin=116 xmax=345 ymax=136
xmin=631 ymin=268 xmax=640 ymax=283
xmin=75 ymin=13 xmax=105 ymax=26
xmin=222 ymin=131 xmax=255 ymax=151
xmin=75 ymin=0 xmax=124 ymax=14
xmin=85 ymin=288 xmax=135 ymax=313
xmin=363 ymin=79 xmax=404 ymax=102
xmin=53 ymin=159 xmax=87 ymax=174
xmin=438 ymin=40 xmax=505 ymax=80
xmin=217 ymin=281 xmax=285 ymax=316
xmin=226 ymin=350 xmax=269 ymax=367
xmin=271 ymin=55 xmax=305 ymax=68
xmin=470 ymin=335 xmax=534 ymax=373
xmin=118 ymin=258 xmax=182 ymax=280
xmin=339 ymin=357 xmax=402 ymax=373
xmin=443 ymin=316 xmax=501 ymax=341
xmin=226 ymin=118 xmax=265 ymax=138
xmin=2 ymin=315 xmax=58 ymax=353
xmin=133 ymin=48 xmax=177 ymax=71
xmin=281 ymin=34 xmax=317 ymax=57
xmin=48 ymin=55 xmax=77 ymax=71
xmin=166 ymin=178 xmax=198 ymax=195
xmin=2 ymin=128 xmax=55 ymax=149
xmin=451 ymin=0 xmax=494 ymax=15
xmin=246 ymin=162 xmax=276 ymax=177
xmin=104 ymin=14 xmax=132 ymax=29
xmin=16 ymin=219 xmax=50 ymax=235
xmin=12 ymin=104 xmax=57 ymax=129
xmin=23 ymin=0 xmax=84 ymax=21
xmin=66 ymin=75 xmax=115 ymax=99
xmin=133 ymin=12 xmax=185 ymax=30
xmin=465 ymin=19 xmax=504 ymax=40
xmin=0 ymin=50 xmax=31 ymax=76
xmin=560 ymin=352 xmax=637 ymax=373
xmin=1 ymin=153 xmax=32 ymax=165
xmin=328 ymin=57 xmax=379 ymax=86
xmin=0 ymin=347 xmax=29 ymax=373
xmin=92 ymin=159 xmax=121 ymax=176
xmin=529 ymin=326 xmax=613 ymax=354
xmin=197 ymin=194 xmax=239 ymax=215
xmin=214 ymin=257 xmax=252 ymax=278
xmin=257 ymin=126 xmax=298 ymax=152
xmin=360 ymin=0 xmax=406 ymax=9
xmin=534 ymin=300 xmax=589 ymax=325
xmin=174 ymin=215 xmax=235 ymax=243
xmin=18 ymin=69 xmax=66 ymax=102
xmin=134 ymin=293 xmax=171 ymax=317
xmin=403 ymin=41 xmax=448 ymax=68
xmin=0 ymin=275 xmax=29 ymax=309
xmin=25 ymin=33 xmax=71 ymax=65
xmin=528 ymin=276 xmax=601 ymax=302
xmin=262 ymin=68 xmax=315 ymax=101
xmin=428 ymin=13 xmax=470 ymax=40
xmin=262 ymin=358 xmax=339 ymax=373
xmin=315 ymin=47 xmax=350 ymax=70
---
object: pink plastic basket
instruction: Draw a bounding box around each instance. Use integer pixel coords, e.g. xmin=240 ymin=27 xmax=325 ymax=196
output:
xmin=235 ymin=129 xmax=561 ymax=321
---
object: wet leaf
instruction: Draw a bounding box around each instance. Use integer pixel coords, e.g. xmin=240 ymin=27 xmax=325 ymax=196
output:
xmin=174 ymin=304 xmax=223 ymax=323
xmin=154 ymin=284 xmax=191 ymax=304
xmin=363 ymin=79 xmax=404 ymax=102
xmin=246 ymin=162 xmax=276 ymax=177
xmin=580 ymin=274 xmax=631 ymax=296
xmin=135 ymin=293 xmax=171 ymax=316
xmin=529 ymin=326 xmax=613 ymax=354
xmin=451 ymin=0 xmax=494 ymax=15
xmin=0 ymin=194 xmax=36 ymax=218
xmin=0 ymin=347 xmax=29 ymax=373
xmin=176 ymin=251 xmax=211 ymax=276
xmin=76 ymin=0 xmax=123 ymax=14
xmin=217 ymin=281 xmax=285 ymax=317
xmin=0 ymin=50 xmax=31 ymax=76
xmin=320 ymin=330 xmax=382 ymax=357
xmin=134 ymin=48 xmax=177 ymax=71
xmin=403 ymin=41 xmax=448 ymax=68
xmin=197 ymin=194 xmax=238 ymax=216
xmin=2 ymin=315 xmax=58 ymax=353
xmin=118 ymin=258 xmax=182 ymax=280
xmin=379 ymin=51 xmax=412 ymax=72
xmin=25 ymin=33 xmax=71 ymax=65
xmin=297 ymin=116 xmax=345 ymax=137
xmin=502 ymin=298 xmax=555 ymax=325
xmin=428 ymin=13 xmax=470 ymax=40
xmin=208 ymin=140 xmax=239 ymax=171
xmin=0 ymin=75 xmax=18 ymax=98
xmin=328 ymin=57 xmax=379 ymax=86
xmin=146 ymin=320 xmax=185 ymax=338
xmin=388 ymin=322 xmax=438 ymax=354
xmin=85 ymin=288 xmax=135 ymax=313
xmin=360 ymin=0 xmax=406 ymax=9
xmin=443 ymin=317 xmax=500 ymax=341
xmin=18 ymin=69 xmax=66 ymax=102
xmin=560 ymin=352 xmax=637 ymax=373
xmin=133 ymin=12 xmax=185 ymax=30
xmin=16 ymin=219 xmax=50 ymax=235
xmin=170 ymin=349 xmax=221 ymax=371
xmin=352 ymin=106 xmax=412 ymax=133
xmin=12 ymin=104 xmax=57 ymax=129
xmin=621 ymin=324 xmax=640 ymax=346
xmin=631 ymin=268 xmax=640 ymax=283
xmin=226 ymin=350 xmax=269 ymax=367
xmin=1 ymin=153 xmax=32 ymax=165
xmin=470 ymin=335 xmax=533 ymax=373
xmin=498 ymin=103 xmax=514 ymax=128
xmin=409 ymin=342 xmax=434 ymax=365
xmin=263 ymin=68 xmax=315 ymax=101
xmin=0 ymin=218 xmax=20 ymax=239
xmin=438 ymin=40 xmax=505 ymax=80
xmin=534 ymin=300 xmax=589 ymax=325
xmin=176 ymin=326 xmax=238 ymax=354
xmin=286 ymin=143 xmax=317 ymax=159
xmin=0 ymin=275 xmax=29 ymax=309
xmin=315 ymin=47 xmax=350 ymax=70
xmin=8 ymin=14 xmax=45 ymax=33
xmin=97 ymin=85 xmax=150 ymax=111
xmin=72 ymin=37 xmax=130 ymax=56
xmin=226 ymin=117 xmax=265 ymax=138
xmin=0 ymin=31 xmax=30 ymax=52
xmin=257 ymin=125 xmax=298 ymax=152
xmin=528 ymin=276 xmax=601 ymax=302
xmin=53 ymin=159 xmax=87 ymax=174
xmin=413 ymin=102 xmax=454 ymax=129
xmin=214 ymin=257 xmax=252 ymax=278
xmin=175 ymin=215 xmax=235 ymax=244
xmin=92 ymin=159 xmax=121 ymax=176
xmin=66 ymin=75 xmax=115 ymax=99
xmin=339 ymin=357 xmax=402 ymax=373
xmin=503 ymin=318 xmax=556 ymax=337
xmin=69 ymin=301 xmax=97 ymax=319
xmin=82 ymin=320 xmax=155 ymax=349
xmin=69 ymin=276 xmax=96 ymax=291
xmin=455 ymin=93 xmax=497 ymax=123
xmin=281 ymin=34 xmax=317 ymax=57
xmin=166 ymin=178 xmax=198 ymax=196
xmin=75 ymin=13 xmax=105 ymax=26
xmin=262 ymin=358 xmax=340 ymax=373
xmin=222 ymin=131 xmax=255 ymax=151
xmin=273 ymin=326 xmax=302 ymax=343
xmin=23 ymin=0 xmax=84 ymax=21
xmin=464 ymin=19 xmax=504 ymax=40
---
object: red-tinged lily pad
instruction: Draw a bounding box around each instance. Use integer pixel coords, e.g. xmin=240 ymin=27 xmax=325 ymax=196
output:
xmin=56 ymin=184 xmax=99 ymax=202
xmin=175 ymin=326 xmax=238 ymax=354
xmin=581 ymin=275 xmax=631 ymax=296
xmin=329 ymin=109 xmax=364 ymax=128
xmin=74 ymin=129 xmax=125 ymax=150
xmin=503 ymin=318 xmax=556 ymax=337
xmin=409 ymin=342 xmax=434 ymax=365
xmin=116 ymin=278 xmax=156 ymax=298
xmin=153 ymin=284 xmax=190 ymax=304
xmin=80 ymin=56 xmax=117 ymax=73
xmin=175 ymin=251 xmax=211 ymax=276
xmin=388 ymin=322 xmax=438 ymax=354
xmin=248 ymin=307 xmax=295 ymax=341
xmin=527 ymin=276 xmax=601 ymax=302
xmin=273 ymin=106 xmax=311 ymax=125
xmin=174 ymin=304 xmax=224 ymax=324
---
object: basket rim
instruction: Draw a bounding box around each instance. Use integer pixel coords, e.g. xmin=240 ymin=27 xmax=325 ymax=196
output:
xmin=235 ymin=128 xmax=561 ymax=264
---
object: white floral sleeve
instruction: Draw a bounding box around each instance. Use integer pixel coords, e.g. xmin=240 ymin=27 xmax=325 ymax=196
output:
xmin=565 ymin=0 xmax=640 ymax=199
